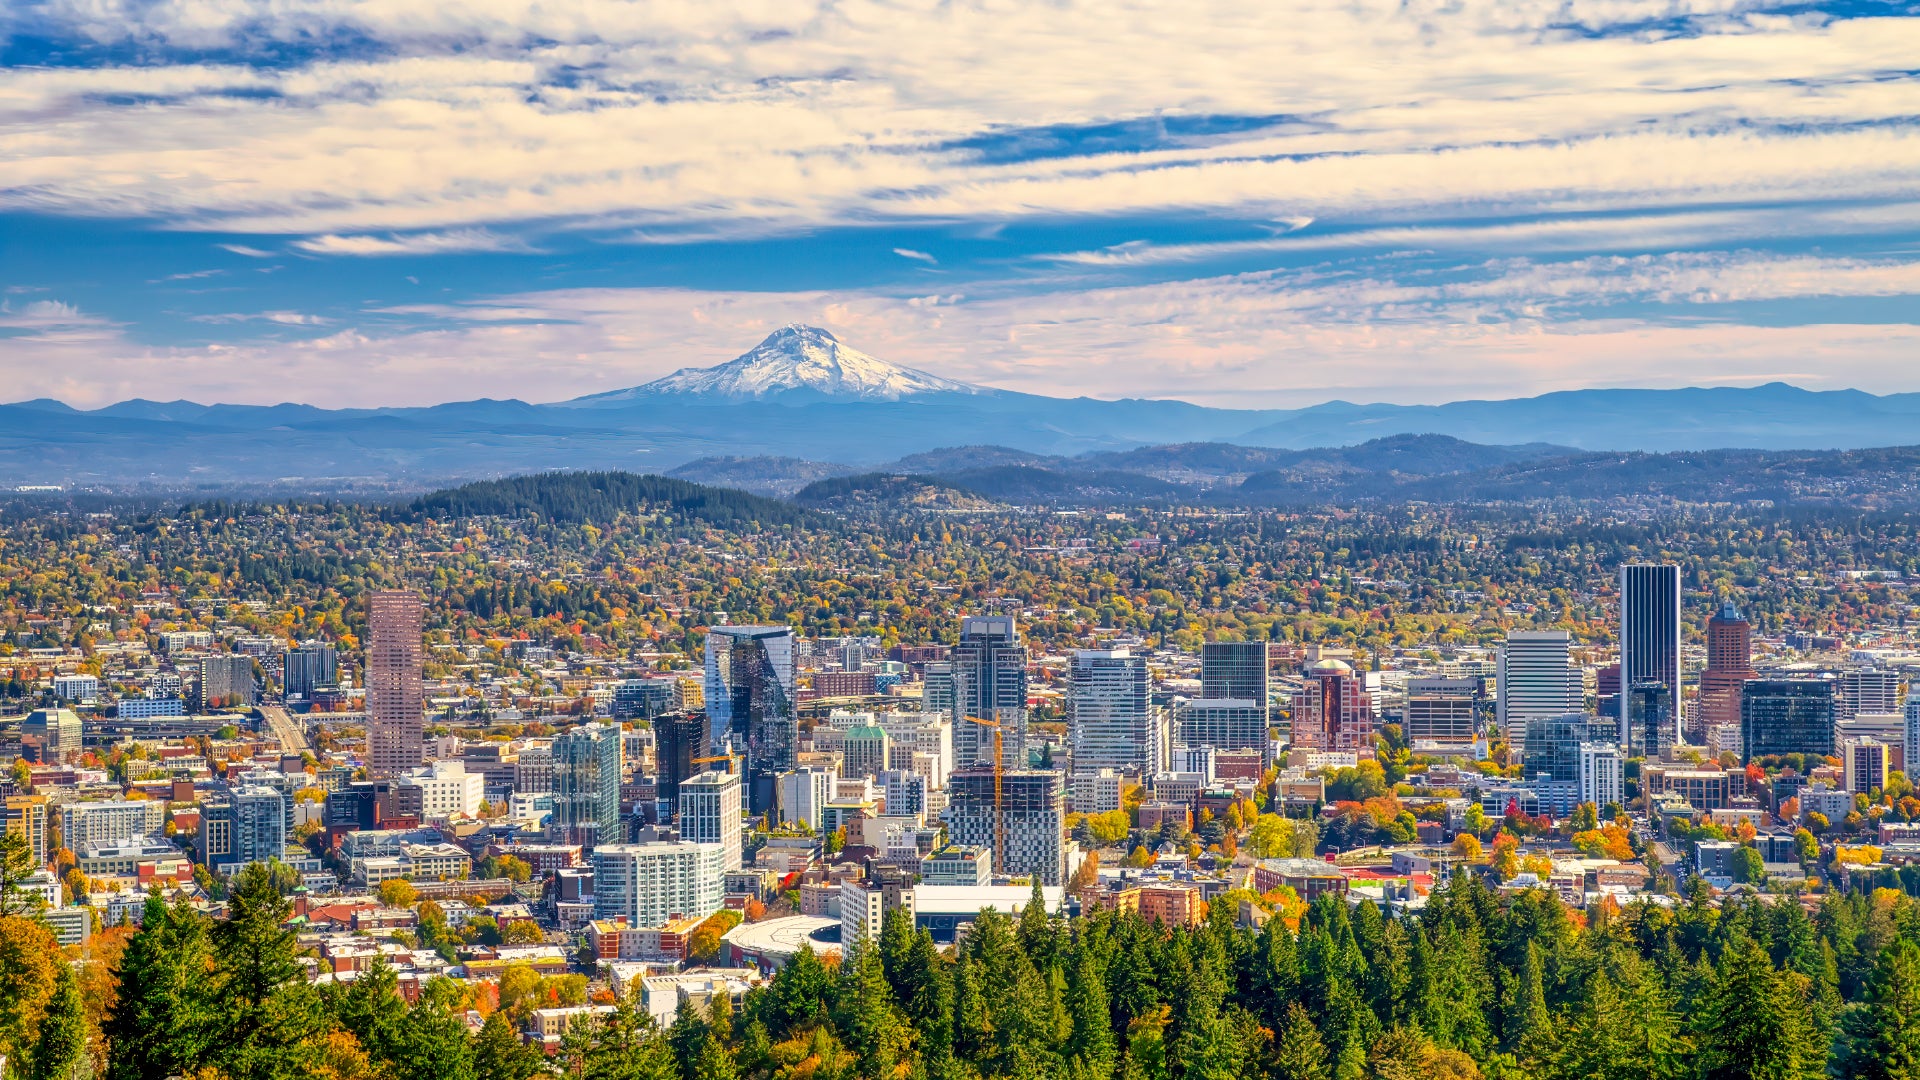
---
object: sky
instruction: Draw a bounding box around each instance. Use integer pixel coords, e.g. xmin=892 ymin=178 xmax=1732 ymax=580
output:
xmin=3 ymin=0 xmax=1920 ymax=409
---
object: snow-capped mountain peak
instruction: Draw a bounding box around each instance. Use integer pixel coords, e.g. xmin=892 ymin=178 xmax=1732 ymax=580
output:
xmin=573 ymin=325 xmax=985 ymax=404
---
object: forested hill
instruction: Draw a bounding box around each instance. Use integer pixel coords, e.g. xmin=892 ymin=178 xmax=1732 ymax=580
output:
xmin=403 ymin=471 xmax=817 ymax=528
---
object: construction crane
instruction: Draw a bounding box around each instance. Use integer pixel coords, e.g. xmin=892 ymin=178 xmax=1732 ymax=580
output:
xmin=690 ymin=752 xmax=739 ymax=774
xmin=963 ymin=715 xmax=1005 ymax=871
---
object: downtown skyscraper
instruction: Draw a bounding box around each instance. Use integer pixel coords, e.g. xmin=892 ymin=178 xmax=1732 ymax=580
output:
xmin=1497 ymin=631 xmax=1582 ymax=755
xmin=704 ymin=625 xmax=797 ymax=815
xmin=365 ymin=590 xmax=424 ymax=779
xmin=1619 ymin=563 xmax=1683 ymax=743
xmin=951 ymin=615 xmax=1029 ymax=767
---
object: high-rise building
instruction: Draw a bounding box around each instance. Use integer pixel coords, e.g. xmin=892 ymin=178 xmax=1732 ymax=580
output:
xmin=1578 ymin=742 xmax=1624 ymax=810
xmin=1741 ymin=678 xmax=1837 ymax=761
xmin=60 ymin=800 xmax=165 ymax=848
xmin=678 ymin=770 xmax=743 ymax=873
xmin=877 ymin=712 xmax=954 ymax=784
xmin=1175 ymin=698 xmax=1267 ymax=757
xmin=366 ymin=590 xmax=425 ymax=779
xmin=1844 ymin=739 xmax=1889 ymax=795
xmin=1201 ymin=641 xmax=1270 ymax=711
xmin=945 ymin=768 xmax=1066 ymax=885
xmin=923 ymin=662 xmax=962 ymax=721
xmin=952 ymin=616 xmax=1029 ymax=766
xmin=550 ymin=723 xmax=623 ymax=848
xmin=652 ymin=712 xmax=708 ymax=807
xmin=2 ymin=795 xmax=49 ymax=865
xmin=842 ymin=725 xmax=891 ymax=779
xmin=200 ymin=654 xmax=257 ymax=709
xmin=775 ymin=766 xmax=835 ymax=829
xmin=1906 ymin=695 xmax=1920 ymax=777
xmin=705 ymin=625 xmax=797 ymax=815
xmin=1497 ymin=631 xmax=1582 ymax=754
xmin=1523 ymin=714 xmax=1618 ymax=783
xmin=1625 ymin=680 xmax=1678 ymax=759
xmin=1291 ymin=659 xmax=1373 ymax=753
xmin=1698 ymin=603 xmax=1753 ymax=738
xmin=1403 ymin=676 xmax=1480 ymax=748
xmin=1069 ymin=650 xmax=1154 ymax=773
xmin=1839 ymin=669 xmax=1903 ymax=722
xmin=841 ymin=867 xmax=915 ymax=946
xmin=1619 ymin=564 xmax=1683 ymax=738
xmin=282 ymin=641 xmax=338 ymax=701
xmin=199 ymin=786 xmax=286 ymax=872
xmin=593 ymin=836 xmax=724 ymax=929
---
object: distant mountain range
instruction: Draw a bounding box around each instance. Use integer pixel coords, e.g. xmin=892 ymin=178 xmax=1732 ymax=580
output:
xmin=6 ymin=324 xmax=1920 ymax=490
xmin=774 ymin=437 xmax=1920 ymax=510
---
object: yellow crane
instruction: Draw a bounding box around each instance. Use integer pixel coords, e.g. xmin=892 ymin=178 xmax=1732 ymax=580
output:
xmin=690 ymin=752 xmax=738 ymax=773
xmin=963 ymin=715 xmax=1005 ymax=871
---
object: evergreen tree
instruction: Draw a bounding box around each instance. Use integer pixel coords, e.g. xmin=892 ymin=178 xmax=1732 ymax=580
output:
xmin=1499 ymin=940 xmax=1549 ymax=1058
xmin=585 ymin=996 xmax=676 ymax=1080
xmin=211 ymin=864 xmax=326 ymax=1080
xmin=474 ymin=1011 xmax=542 ymax=1080
xmin=1065 ymin=948 xmax=1117 ymax=1080
xmin=1017 ymin=878 xmax=1057 ymax=968
xmin=1269 ymin=1002 xmax=1329 ymax=1080
xmin=899 ymin=929 xmax=955 ymax=1067
xmin=952 ymin=943 xmax=994 ymax=1064
xmin=1846 ymin=937 xmax=1920 ymax=1080
xmin=1245 ymin=918 xmax=1300 ymax=1029
xmin=331 ymin=956 xmax=407 ymax=1065
xmin=1697 ymin=937 xmax=1825 ymax=1080
xmin=754 ymin=943 xmax=831 ymax=1038
xmin=105 ymin=893 xmax=218 ymax=1080
xmin=26 ymin=961 xmax=86 ymax=1080
xmin=394 ymin=978 xmax=477 ymax=1080
xmin=839 ymin=945 xmax=910 ymax=1080
xmin=880 ymin=905 xmax=917 ymax=1001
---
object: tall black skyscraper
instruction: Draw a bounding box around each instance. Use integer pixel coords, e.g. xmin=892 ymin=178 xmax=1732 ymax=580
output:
xmin=1619 ymin=563 xmax=1683 ymax=743
xmin=653 ymin=711 xmax=708 ymax=807
xmin=951 ymin=616 xmax=1028 ymax=766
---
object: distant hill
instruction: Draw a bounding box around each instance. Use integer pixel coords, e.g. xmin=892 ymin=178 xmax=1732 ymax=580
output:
xmin=793 ymin=473 xmax=997 ymax=511
xmin=404 ymin=471 xmax=816 ymax=528
xmin=667 ymin=456 xmax=856 ymax=498
xmin=784 ymin=437 xmax=1920 ymax=510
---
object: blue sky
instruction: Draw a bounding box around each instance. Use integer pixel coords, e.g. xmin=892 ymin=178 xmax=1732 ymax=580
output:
xmin=3 ymin=0 xmax=1920 ymax=408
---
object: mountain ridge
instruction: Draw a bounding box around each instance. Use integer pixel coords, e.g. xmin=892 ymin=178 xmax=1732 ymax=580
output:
xmin=8 ymin=326 xmax=1920 ymax=488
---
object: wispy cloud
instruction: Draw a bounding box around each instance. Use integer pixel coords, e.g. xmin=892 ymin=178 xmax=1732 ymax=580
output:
xmin=291 ymin=230 xmax=533 ymax=256
xmin=190 ymin=310 xmax=331 ymax=325
xmin=893 ymin=248 xmax=938 ymax=264
xmin=218 ymin=244 xmax=275 ymax=258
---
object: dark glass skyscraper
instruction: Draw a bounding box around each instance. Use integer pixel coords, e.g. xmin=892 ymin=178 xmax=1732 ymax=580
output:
xmin=1625 ymin=680 xmax=1677 ymax=758
xmin=653 ymin=711 xmax=708 ymax=807
xmin=1741 ymin=678 xmax=1837 ymax=761
xmin=1619 ymin=563 xmax=1683 ymax=742
xmin=550 ymin=722 xmax=623 ymax=849
xmin=704 ymin=625 xmax=796 ymax=814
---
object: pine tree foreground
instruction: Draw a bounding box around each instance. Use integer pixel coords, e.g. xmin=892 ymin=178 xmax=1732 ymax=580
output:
xmin=30 ymin=870 xmax=1920 ymax=1078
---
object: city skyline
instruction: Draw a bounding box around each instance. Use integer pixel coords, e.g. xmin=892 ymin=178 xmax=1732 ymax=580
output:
xmin=4 ymin=2 xmax=1920 ymax=407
